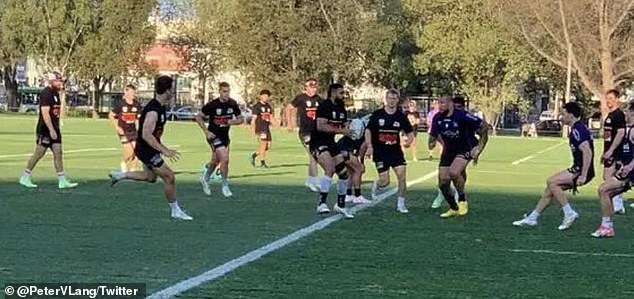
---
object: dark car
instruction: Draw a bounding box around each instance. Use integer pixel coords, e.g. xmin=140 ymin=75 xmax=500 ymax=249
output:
xmin=534 ymin=120 xmax=562 ymax=137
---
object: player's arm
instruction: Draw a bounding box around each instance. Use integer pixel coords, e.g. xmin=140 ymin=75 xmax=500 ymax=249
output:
xmin=358 ymin=141 xmax=368 ymax=163
xmin=605 ymin=128 xmax=625 ymax=158
xmin=228 ymin=105 xmax=244 ymax=125
xmin=251 ymin=113 xmax=258 ymax=135
xmin=40 ymin=106 xmax=56 ymax=134
xmin=142 ymin=111 xmax=169 ymax=154
xmin=474 ymin=121 xmax=489 ymax=154
xmin=286 ymin=102 xmax=297 ymax=129
xmin=108 ymin=110 xmax=124 ymax=135
xmin=195 ymin=111 xmax=208 ymax=134
xmin=402 ymin=115 xmax=415 ymax=147
xmin=363 ymin=128 xmax=373 ymax=157
xmin=579 ymin=141 xmax=592 ymax=178
xmin=317 ymin=117 xmax=349 ymax=135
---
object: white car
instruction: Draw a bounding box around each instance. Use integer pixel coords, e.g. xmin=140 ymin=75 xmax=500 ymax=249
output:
xmin=167 ymin=106 xmax=198 ymax=121
xmin=539 ymin=111 xmax=555 ymax=121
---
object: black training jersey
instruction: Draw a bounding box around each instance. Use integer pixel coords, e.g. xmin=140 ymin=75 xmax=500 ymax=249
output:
xmin=366 ymin=108 xmax=414 ymax=159
xmin=311 ymin=98 xmax=347 ymax=145
xmin=405 ymin=110 xmax=420 ymax=131
xmin=137 ymin=99 xmax=167 ymax=148
xmin=201 ymin=98 xmax=241 ymax=138
xmin=603 ymin=108 xmax=626 ymax=156
xmin=36 ymin=87 xmax=61 ymax=135
xmin=292 ymin=93 xmax=321 ymax=134
xmin=570 ymin=120 xmax=594 ymax=170
xmin=112 ymin=99 xmax=141 ymax=134
xmin=253 ymin=101 xmax=273 ymax=133
xmin=430 ymin=109 xmax=482 ymax=153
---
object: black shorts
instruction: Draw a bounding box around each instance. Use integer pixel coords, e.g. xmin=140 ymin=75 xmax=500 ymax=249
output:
xmin=36 ymin=132 xmax=62 ymax=148
xmin=310 ymin=141 xmax=337 ymax=159
xmin=299 ymin=131 xmax=312 ymax=147
xmin=335 ymin=137 xmax=361 ymax=159
xmin=257 ymin=130 xmax=272 ymax=142
xmin=439 ymin=149 xmax=473 ymax=167
xmin=374 ymin=153 xmax=406 ymax=174
xmin=602 ymin=153 xmax=622 ymax=168
xmin=135 ymin=147 xmax=164 ymax=169
xmin=119 ymin=132 xmax=138 ymax=144
xmin=207 ymin=135 xmax=230 ymax=150
xmin=567 ymin=165 xmax=595 ymax=186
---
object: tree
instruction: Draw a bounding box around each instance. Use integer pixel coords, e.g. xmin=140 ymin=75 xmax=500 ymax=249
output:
xmin=499 ymin=0 xmax=634 ymax=115
xmin=70 ymin=0 xmax=156 ymax=117
xmin=0 ymin=0 xmax=31 ymax=111
xmin=409 ymin=0 xmax=538 ymax=132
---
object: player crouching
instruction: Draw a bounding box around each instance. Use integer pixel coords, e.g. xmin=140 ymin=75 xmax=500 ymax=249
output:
xmin=591 ymin=101 xmax=634 ymax=238
xmin=513 ymin=102 xmax=594 ymax=230
xmin=336 ymin=118 xmax=371 ymax=205
xmin=365 ymin=89 xmax=415 ymax=213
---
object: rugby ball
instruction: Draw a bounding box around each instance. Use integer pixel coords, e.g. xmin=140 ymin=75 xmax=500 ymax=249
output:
xmin=349 ymin=118 xmax=365 ymax=140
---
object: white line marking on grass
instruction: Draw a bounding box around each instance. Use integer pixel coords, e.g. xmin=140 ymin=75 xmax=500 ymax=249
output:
xmin=508 ymin=249 xmax=634 ymax=258
xmin=511 ymin=142 xmax=565 ymax=165
xmin=0 ymin=148 xmax=119 ymax=159
xmin=147 ymin=170 xmax=439 ymax=299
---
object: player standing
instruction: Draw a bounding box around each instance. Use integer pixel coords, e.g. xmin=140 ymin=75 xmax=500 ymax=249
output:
xmin=403 ymin=100 xmax=420 ymax=162
xmin=109 ymin=76 xmax=192 ymax=220
xmin=249 ymin=89 xmax=274 ymax=168
xmin=601 ymin=89 xmax=627 ymax=214
xmin=108 ymin=84 xmax=141 ymax=172
xmin=513 ymin=102 xmax=593 ymax=230
xmin=336 ymin=119 xmax=371 ymax=204
xmin=428 ymin=96 xmax=488 ymax=218
xmin=196 ymin=82 xmax=244 ymax=197
xmin=19 ymin=72 xmax=78 ymax=189
xmin=311 ymin=83 xmax=354 ymax=218
xmin=365 ymin=89 xmax=415 ymax=213
xmin=288 ymin=78 xmax=322 ymax=192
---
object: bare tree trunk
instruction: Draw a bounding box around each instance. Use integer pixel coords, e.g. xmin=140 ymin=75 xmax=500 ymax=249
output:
xmin=2 ymin=66 xmax=19 ymax=112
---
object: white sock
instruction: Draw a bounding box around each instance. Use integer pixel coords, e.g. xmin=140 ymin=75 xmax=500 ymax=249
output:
xmin=613 ymin=195 xmax=625 ymax=211
xmin=320 ymin=176 xmax=333 ymax=193
xmin=562 ymin=204 xmax=576 ymax=217
xmin=169 ymin=201 xmax=181 ymax=212
xmin=397 ymin=196 xmax=406 ymax=206
xmin=527 ymin=210 xmax=540 ymax=221
xmin=601 ymin=216 xmax=613 ymax=228
xmin=337 ymin=179 xmax=347 ymax=196
xmin=23 ymin=169 xmax=32 ymax=177
xmin=57 ymin=172 xmax=66 ymax=182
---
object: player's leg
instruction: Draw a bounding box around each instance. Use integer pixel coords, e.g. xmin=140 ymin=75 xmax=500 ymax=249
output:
xmin=128 ymin=140 xmax=139 ymax=171
xmin=301 ymin=134 xmax=319 ymax=191
xmin=20 ymin=141 xmax=48 ymax=188
xmin=546 ymin=170 xmax=581 ymax=230
xmin=216 ymin=145 xmax=232 ymax=197
xmin=151 ymin=163 xmax=192 ymax=220
xmin=592 ymin=177 xmax=626 ymax=237
xmin=333 ymin=157 xmax=353 ymax=218
xmin=314 ymin=149 xmax=336 ymax=214
xmin=513 ymin=181 xmax=555 ymax=227
xmin=605 ymin=163 xmax=626 ymax=214
xmin=348 ymin=156 xmax=369 ymax=203
xmin=372 ymin=160 xmax=391 ymax=200
xmin=439 ymin=165 xmax=460 ymax=218
xmin=122 ymin=140 xmax=136 ymax=172
xmin=51 ymin=143 xmax=78 ymax=189
xmin=109 ymin=149 xmax=158 ymax=184
xmin=410 ymin=133 xmax=418 ymax=162
xmin=449 ymin=156 xmax=471 ymax=216
xmin=393 ymin=165 xmax=408 ymax=213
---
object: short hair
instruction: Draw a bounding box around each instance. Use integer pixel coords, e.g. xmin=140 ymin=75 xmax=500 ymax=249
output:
xmin=304 ymin=78 xmax=318 ymax=86
xmin=385 ymin=88 xmax=400 ymax=99
xmin=260 ymin=89 xmax=271 ymax=96
xmin=154 ymin=76 xmax=173 ymax=95
xmin=219 ymin=82 xmax=230 ymax=89
xmin=607 ymin=89 xmax=620 ymax=98
xmin=328 ymin=83 xmax=344 ymax=97
xmin=125 ymin=84 xmax=137 ymax=91
xmin=563 ymin=102 xmax=582 ymax=118
xmin=453 ymin=96 xmax=465 ymax=107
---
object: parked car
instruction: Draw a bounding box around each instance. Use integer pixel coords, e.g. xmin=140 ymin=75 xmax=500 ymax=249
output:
xmin=538 ymin=111 xmax=557 ymax=121
xmin=167 ymin=106 xmax=198 ymax=121
xmin=534 ymin=119 xmax=562 ymax=137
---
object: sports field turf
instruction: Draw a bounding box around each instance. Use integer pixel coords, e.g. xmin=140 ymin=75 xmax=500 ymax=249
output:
xmin=1 ymin=114 xmax=633 ymax=298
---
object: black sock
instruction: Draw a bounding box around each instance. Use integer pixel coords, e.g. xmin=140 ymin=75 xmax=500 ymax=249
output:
xmin=337 ymin=194 xmax=346 ymax=208
xmin=260 ymin=160 xmax=266 ymax=166
xmin=346 ymin=188 xmax=352 ymax=196
xmin=440 ymin=183 xmax=458 ymax=210
xmin=319 ymin=192 xmax=328 ymax=205
xmin=251 ymin=152 xmax=257 ymax=159
xmin=458 ymin=193 xmax=466 ymax=202
xmin=354 ymin=188 xmax=361 ymax=197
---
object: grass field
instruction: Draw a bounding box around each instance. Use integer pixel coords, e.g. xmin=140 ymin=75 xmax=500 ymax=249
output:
xmin=1 ymin=114 xmax=634 ymax=298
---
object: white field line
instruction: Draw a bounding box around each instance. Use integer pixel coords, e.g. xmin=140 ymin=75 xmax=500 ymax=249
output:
xmin=147 ymin=170 xmax=439 ymax=299
xmin=511 ymin=142 xmax=565 ymax=165
xmin=508 ymin=249 xmax=634 ymax=258
xmin=0 ymin=145 xmax=181 ymax=160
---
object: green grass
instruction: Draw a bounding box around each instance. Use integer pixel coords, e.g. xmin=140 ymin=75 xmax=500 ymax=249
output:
xmin=1 ymin=114 xmax=633 ymax=298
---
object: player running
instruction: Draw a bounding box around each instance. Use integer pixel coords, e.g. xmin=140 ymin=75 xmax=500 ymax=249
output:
xmin=601 ymin=89 xmax=627 ymax=214
xmin=108 ymin=84 xmax=141 ymax=172
xmin=19 ymin=72 xmax=78 ymax=189
xmin=591 ymin=101 xmax=634 ymax=238
xmin=288 ymin=78 xmax=322 ymax=192
xmin=403 ymin=99 xmax=420 ymax=162
xmin=108 ymin=76 xmax=192 ymax=221
xmin=311 ymin=83 xmax=354 ymax=218
xmin=249 ymin=89 xmax=274 ymax=168
xmin=196 ymin=82 xmax=244 ymax=197
xmin=428 ymin=96 xmax=488 ymax=218
xmin=365 ymin=89 xmax=415 ymax=213
xmin=513 ymin=102 xmax=594 ymax=230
